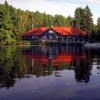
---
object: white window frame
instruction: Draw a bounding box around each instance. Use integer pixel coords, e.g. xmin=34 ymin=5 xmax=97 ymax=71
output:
xmin=49 ymin=30 xmax=54 ymax=33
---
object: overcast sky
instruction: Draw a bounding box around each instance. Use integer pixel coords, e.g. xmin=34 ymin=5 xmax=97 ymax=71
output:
xmin=0 ymin=0 xmax=100 ymax=24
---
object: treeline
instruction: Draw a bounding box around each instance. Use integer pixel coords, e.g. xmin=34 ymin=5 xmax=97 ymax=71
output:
xmin=74 ymin=6 xmax=100 ymax=42
xmin=0 ymin=1 xmax=100 ymax=44
xmin=0 ymin=1 xmax=73 ymax=44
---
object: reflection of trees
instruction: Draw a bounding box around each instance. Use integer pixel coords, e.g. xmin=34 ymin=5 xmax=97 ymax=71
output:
xmin=74 ymin=57 xmax=91 ymax=83
xmin=23 ymin=58 xmax=51 ymax=77
xmin=90 ymin=49 xmax=100 ymax=66
xmin=0 ymin=72 xmax=15 ymax=89
xmin=0 ymin=46 xmax=25 ymax=89
xmin=0 ymin=45 xmax=99 ymax=89
xmin=0 ymin=46 xmax=17 ymax=89
xmin=74 ymin=48 xmax=92 ymax=83
xmin=23 ymin=45 xmax=92 ymax=83
xmin=88 ymin=49 xmax=100 ymax=75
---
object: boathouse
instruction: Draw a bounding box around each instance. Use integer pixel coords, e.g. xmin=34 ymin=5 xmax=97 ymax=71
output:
xmin=23 ymin=27 xmax=87 ymax=44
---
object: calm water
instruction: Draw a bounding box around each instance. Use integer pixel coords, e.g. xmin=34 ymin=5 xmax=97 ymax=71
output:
xmin=0 ymin=45 xmax=100 ymax=100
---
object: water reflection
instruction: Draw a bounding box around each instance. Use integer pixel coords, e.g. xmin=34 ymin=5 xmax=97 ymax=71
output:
xmin=0 ymin=45 xmax=100 ymax=89
xmin=23 ymin=46 xmax=91 ymax=83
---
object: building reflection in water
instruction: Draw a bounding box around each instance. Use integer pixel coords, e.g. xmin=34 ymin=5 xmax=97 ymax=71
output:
xmin=0 ymin=45 xmax=100 ymax=89
xmin=23 ymin=46 xmax=91 ymax=83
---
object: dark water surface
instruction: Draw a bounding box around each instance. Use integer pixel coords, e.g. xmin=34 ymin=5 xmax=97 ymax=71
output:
xmin=0 ymin=45 xmax=100 ymax=100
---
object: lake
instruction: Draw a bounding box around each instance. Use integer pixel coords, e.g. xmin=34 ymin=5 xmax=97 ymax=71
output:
xmin=0 ymin=45 xmax=100 ymax=100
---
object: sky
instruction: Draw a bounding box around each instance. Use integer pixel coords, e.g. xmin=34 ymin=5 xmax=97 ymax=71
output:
xmin=0 ymin=0 xmax=100 ymax=24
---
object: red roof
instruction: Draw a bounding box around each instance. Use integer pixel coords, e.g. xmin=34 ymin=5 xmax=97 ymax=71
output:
xmin=52 ymin=27 xmax=87 ymax=36
xmin=23 ymin=27 xmax=87 ymax=36
xmin=23 ymin=27 xmax=48 ymax=36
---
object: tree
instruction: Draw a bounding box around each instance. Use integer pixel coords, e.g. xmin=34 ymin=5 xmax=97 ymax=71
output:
xmin=0 ymin=1 xmax=96 ymax=44
xmin=66 ymin=16 xmax=73 ymax=27
xmin=84 ymin=5 xmax=93 ymax=34
xmin=0 ymin=5 xmax=5 ymax=43
xmin=97 ymin=17 xmax=100 ymax=41
xmin=97 ymin=17 xmax=100 ymax=31
xmin=0 ymin=1 xmax=16 ymax=44
xmin=54 ymin=14 xmax=66 ymax=26
xmin=74 ymin=6 xmax=93 ymax=33
xmin=74 ymin=7 xmax=85 ymax=29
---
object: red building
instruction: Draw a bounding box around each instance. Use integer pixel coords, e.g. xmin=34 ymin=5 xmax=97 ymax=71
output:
xmin=23 ymin=27 xmax=87 ymax=44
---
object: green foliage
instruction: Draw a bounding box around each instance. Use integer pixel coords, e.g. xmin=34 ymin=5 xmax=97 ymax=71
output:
xmin=97 ymin=17 xmax=100 ymax=31
xmin=66 ymin=16 xmax=73 ymax=27
xmin=74 ymin=5 xmax=93 ymax=33
xmin=54 ymin=14 xmax=67 ymax=26
xmin=0 ymin=1 xmax=74 ymax=44
xmin=1 ymin=1 xmax=99 ymax=44
xmin=97 ymin=17 xmax=100 ymax=41
xmin=84 ymin=6 xmax=93 ymax=33
xmin=0 ymin=1 xmax=16 ymax=44
xmin=74 ymin=7 xmax=85 ymax=29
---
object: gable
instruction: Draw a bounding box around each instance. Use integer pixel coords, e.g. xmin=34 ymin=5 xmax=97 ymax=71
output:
xmin=41 ymin=28 xmax=59 ymax=37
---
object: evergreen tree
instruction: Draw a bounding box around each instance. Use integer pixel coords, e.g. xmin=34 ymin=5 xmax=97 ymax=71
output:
xmin=0 ymin=1 xmax=97 ymax=44
xmin=0 ymin=6 xmax=5 ymax=44
xmin=97 ymin=17 xmax=100 ymax=31
xmin=0 ymin=1 xmax=16 ymax=44
xmin=97 ymin=17 xmax=100 ymax=41
xmin=74 ymin=5 xmax=93 ymax=33
xmin=74 ymin=7 xmax=85 ymax=28
xmin=84 ymin=5 xmax=93 ymax=34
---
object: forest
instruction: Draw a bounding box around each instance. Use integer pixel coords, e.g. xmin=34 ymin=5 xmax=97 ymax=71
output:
xmin=0 ymin=1 xmax=100 ymax=44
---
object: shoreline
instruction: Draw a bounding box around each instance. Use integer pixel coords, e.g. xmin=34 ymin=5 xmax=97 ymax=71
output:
xmin=0 ymin=42 xmax=100 ymax=47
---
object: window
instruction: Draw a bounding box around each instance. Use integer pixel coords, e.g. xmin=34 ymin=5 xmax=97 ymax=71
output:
xmin=43 ymin=36 xmax=46 ymax=39
xmin=49 ymin=36 xmax=52 ymax=39
xmin=42 ymin=36 xmax=47 ymax=39
xmin=49 ymin=30 xmax=54 ymax=33
xmin=56 ymin=36 xmax=58 ymax=39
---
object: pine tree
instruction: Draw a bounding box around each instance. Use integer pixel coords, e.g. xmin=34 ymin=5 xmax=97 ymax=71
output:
xmin=74 ymin=5 xmax=93 ymax=33
xmin=74 ymin=7 xmax=86 ymax=30
xmin=84 ymin=5 xmax=93 ymax=34
xmin=97 ymin=17 xmax=100 ymax=41
xmin=0 ymin=1 xmax=16 ymax=44
xmin=0 ymin=5 xmax=4 ymax=43
xmin=0 ymin=1 xmax=96 ymax=44
xmin=97 ymin=17 xmax=100 ymax=31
